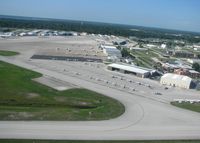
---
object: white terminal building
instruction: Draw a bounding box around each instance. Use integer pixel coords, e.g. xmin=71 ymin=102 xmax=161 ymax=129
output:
xmin=107 ymin=63 xmax=154 ymax=78
xmin=160 ymin=73 xmax=194 ymax=89
xmin=101 ymin=45 xmax=122 ymax=61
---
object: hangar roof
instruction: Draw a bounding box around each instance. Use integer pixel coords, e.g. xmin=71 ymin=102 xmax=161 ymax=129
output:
xmin=101 ymin=45 xmax=117 ymax=49
xmin=108 ymin=63 xmax=150 ymax=74
xmin=161 ymin=73 xmax=192 ymax=83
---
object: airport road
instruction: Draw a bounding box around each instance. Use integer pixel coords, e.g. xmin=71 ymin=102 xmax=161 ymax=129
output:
xmin=0 ymin=56 xmax=200 ymax=140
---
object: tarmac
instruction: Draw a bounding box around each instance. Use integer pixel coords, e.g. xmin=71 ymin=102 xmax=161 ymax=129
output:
xmin=0 ymin=36 xmax=200 ymax=140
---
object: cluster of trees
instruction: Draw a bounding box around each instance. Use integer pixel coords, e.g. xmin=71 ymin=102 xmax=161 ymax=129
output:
xmin=121 ymin=48 xmax=131 ymax=58
xmin=192 ymin=63 xmax=200 ymax=72
xmin=0 ymin=17 xmax=200 ymax=43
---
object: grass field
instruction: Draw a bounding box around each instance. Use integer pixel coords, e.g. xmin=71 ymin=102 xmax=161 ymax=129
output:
xmin=171 ymin=102 xmax=200 ymax=113
xmin=0 ymin=50 xmax=19 ymax=56
xmin=0 ymin=61 xmax=124 ymax=120
xmin=130 ymin=49 xmax=158 ymax=68
xmin=0 ymin=140 xmax=199 ymax=143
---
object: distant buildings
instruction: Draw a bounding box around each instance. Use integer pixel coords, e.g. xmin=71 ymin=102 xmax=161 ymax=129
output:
xmin=165 ymin=50 xmax=198 ymax=59
xmin=0 ymin=32 xmax=14 ymax=37
xmin=19 ymin=32 xmax=27 ymax=36
xmin=58 ymin=31 xmax=78 ymax=36
xmin=130 ymin=47 xmax=148 ymax=51
xmin=188 ymin=70 xmax=200 ymax=79
xmin=27 ymin=32 xmax=37 ymax=36
xmin=174 ymin=68 xmax=200 ymax=79
xmin=146 ymin=44 xmax=157 ymax=48
xmin=174 ymin=51 xmax=195 ymax=58
xmin=79 ymin=32 xmax=87 ymax=36
xmin=161 ymin=44 xmax=167 ymax=49
xmin=17 ymin=30 xmax=79 ymax=37
xmin=160 ymin=73 xmax=194 ymax=89
xmin=193 ymin=44 xmax=200 ymax=50
xmin=162 ymin=61 xmax=192 ymax=71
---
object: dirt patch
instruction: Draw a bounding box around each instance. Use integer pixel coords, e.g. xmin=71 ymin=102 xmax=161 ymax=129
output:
xmin=27 ymin=93 xmax=40 ymax=99
xmin=8 ymin=112 xmax=33 ymax=120
xmin=72 ymin=101 xmax=97 ymax=109
xmin=54 ymin=96 xmax=67 ymax=102
xmin=33 ymin=76 xmax=79 ymax=91
xmin=78 ymin=102 xmax=89 ymax=106
xmin=18 ymin=112 xmax=34 ymax=118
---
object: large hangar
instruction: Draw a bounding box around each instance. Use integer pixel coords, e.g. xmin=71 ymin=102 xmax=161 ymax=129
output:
xmin=160 ymin=73 xmax=193 ymax=89
xmin=107 ymin=63 xmax=152 ymax=78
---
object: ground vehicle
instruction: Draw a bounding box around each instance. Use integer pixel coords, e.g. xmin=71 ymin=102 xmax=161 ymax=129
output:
xmin=155 ymin=92 xmax=162 ymax=95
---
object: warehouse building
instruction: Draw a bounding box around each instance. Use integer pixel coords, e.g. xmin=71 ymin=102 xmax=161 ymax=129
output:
xmin=174 ymin=68 xmax=200 ymax=79
xmin=101 ymin=45 xmax=122 ymax=60
xmin=174 ymin=51 xmax=195 ymax=58
xmin=160 ymin=73 xmax=194 ymax=89
xmin=107 ymin=63 xmax=153 ymax=78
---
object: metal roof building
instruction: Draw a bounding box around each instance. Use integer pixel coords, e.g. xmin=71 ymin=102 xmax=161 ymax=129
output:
xmin=160 ymin=73 xmax=192 ymax=89
xmin=101 ymin=45 xmax=122 ymax=58
xmin=107 ymin=63 xmax=152 ymax=78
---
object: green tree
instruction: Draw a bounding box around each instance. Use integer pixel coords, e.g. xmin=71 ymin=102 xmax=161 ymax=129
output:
xmin=192 ymin=63 xmax=200 ymax=72
xmin=121 ymin=48 xmax=130 ymax=57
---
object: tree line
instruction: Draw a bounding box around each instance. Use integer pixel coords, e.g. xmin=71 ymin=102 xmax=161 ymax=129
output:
xmin=0 ymin=18 xmax=200 ymax=43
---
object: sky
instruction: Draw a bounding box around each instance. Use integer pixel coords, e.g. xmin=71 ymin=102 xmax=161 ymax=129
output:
xmin=0 ymin=0 xmax=200 ymax=32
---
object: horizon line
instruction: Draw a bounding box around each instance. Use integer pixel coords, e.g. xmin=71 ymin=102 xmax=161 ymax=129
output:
xmin=0 ymin=14 xmax=200 ymax=34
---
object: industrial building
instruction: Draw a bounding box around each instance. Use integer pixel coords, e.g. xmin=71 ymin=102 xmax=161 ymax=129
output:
xmin=107 ymin=63 xmax=153 ymax=78
xmin=160 ymin=73 xmax=194 ymax=89
xmin=174 ymin=51 xmax=195 ymax=58
xmin=101 ymin=45 xmax=122 ymax=60
xmin=174 ymin=68 xmax=200 ymax=79
xmin=162 ymin=61 xmax=192 ymax=71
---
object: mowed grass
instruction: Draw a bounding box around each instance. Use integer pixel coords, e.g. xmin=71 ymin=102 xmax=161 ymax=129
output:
xmin=0 ymin=61 xmax=124 ymax=120
xmin=171 ymin=102 xmax=200 ymax=113
xmin=0 ymin=50 xmax=19 ymax=56
xmin=0 ymin=140 xmax=200 ymax=143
